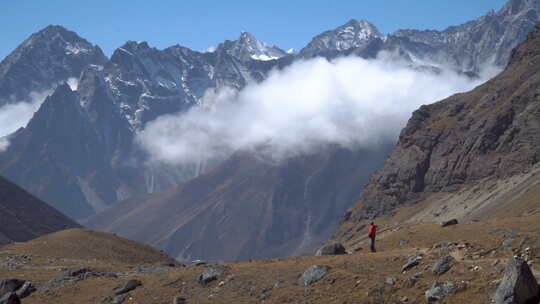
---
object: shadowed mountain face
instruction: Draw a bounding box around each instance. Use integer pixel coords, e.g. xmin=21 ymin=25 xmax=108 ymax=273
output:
xmin=334 ymin=23 xmax=540 ymax=243
xmin=0 ymin=175 xmax=80 ymax=244
xmin=85 ymin=145 xmax=393 ymax=261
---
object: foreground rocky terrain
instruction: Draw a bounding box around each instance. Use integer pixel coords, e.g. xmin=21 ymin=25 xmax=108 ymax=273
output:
xmin=1 ymin=211 xmax=539 ymax=303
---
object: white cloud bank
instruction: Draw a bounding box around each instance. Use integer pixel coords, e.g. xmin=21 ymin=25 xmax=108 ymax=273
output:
xmin=138 ymin=56 xmax=497 ymax=165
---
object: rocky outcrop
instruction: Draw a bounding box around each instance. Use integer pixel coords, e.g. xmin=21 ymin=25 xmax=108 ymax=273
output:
xmin=432 ymin=256 xmax=455 ymax=275
xmin=315 ymin=243 xmax=347 ymax=256
xmin=494 ymin=257 xmax=539 ymax=304
xmin=298 ymin=265 xmax=330 ymax=286
xmin=198 ymin=266 xmax=227 ymax=285
xmin=335 ymin=24 xmax=540 ymax=242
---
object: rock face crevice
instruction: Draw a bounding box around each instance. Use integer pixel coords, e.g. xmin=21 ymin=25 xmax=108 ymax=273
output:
xmin=335 ymin=23 xmax=540 ymax=239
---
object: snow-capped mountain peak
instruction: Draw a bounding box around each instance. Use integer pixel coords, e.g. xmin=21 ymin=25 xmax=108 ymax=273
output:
xmin=298 ymin=19 xmax=385 ymax=57
xmin=218 ymin=32 xmax=289 ymax=61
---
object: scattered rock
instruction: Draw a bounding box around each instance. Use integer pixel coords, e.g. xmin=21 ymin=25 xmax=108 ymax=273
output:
xmin=406 ymin=276 xmax=418 ymax=287
xmin=385 ymin=277 xmax=398 ymax=285
xmin=502 ymin=238 xmax=514 ymax=248
xmin=440 ymin=219 xmax=458 ymax=227
xmin=402 ymin=255 xmax=421 ymax=272
xmin=494 ymin=257 xmax=539 ymax=304
xmin=112 ymin=293 xmax=130 ymax=304
xmin=489 ymin=228 xmax=505 ymax=234
xmin=173 ymin=296 xmax=187 ymax=304
xmin=315 ymin=243 xmax=347 ymax=256
xmin=399 ymin=240 xmax=410 ymax=246
xmin=114 ymin=280 xmax=142 ymax=295
xmin=298 ymin=265 xmax=330 ymax=286
xmin=367 ymin=283 xmax=385 ymax=297
xmin=0 ymin=293 xmax=20 ymax=304
xmin=198 ymin=266 xmax=226 ymax=285
xmin=432 ymin=256 xmax=455 ymax=275
xmin=0 ymin=279 xmax=34 ymax=299
xmin=425 ymin=281 xmax=458 ymax=303
xmin=14 ymin=281 xmax=35 ymax=299
xmin=0 ymin=279 xmax=25 ymax=296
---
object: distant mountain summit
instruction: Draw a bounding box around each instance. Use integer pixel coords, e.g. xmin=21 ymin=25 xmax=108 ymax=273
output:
xmin=219 ymin=32 xmax=289 ymax=61
xmin=0 ymin=25 xmax=107 ymax=106
xmin=299 ymin=19 xmax=384 ymax=58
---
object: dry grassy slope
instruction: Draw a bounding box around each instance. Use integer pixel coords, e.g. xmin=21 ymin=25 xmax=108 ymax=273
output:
xmin=333 ymin=23 xmax=540 ymax=244
xmin=0 ymin=175 xmax=81 ymax=243
xmin=1 ymin=213 xmax=539 ymax=303
xmin=3 ymin=229 xmax=177 ymax=265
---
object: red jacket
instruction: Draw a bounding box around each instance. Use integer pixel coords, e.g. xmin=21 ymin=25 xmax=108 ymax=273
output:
xmin=368 ymin=224 xmax=377 ymax=238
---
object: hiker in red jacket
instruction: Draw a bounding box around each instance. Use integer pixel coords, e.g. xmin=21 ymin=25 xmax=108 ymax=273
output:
xmin=368 ymin=222 xmax=378 ymax=252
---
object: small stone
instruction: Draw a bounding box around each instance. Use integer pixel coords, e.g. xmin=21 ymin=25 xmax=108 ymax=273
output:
xmin=402 ymin=256 xmax=421 ymax=272
xmin=432 ymin=256 xmax=455 ymax=275
xmin=114 ymin=280 xmax=142 ymax=295
xmin=315 ymin=243 xmax=347 ymax=256
xmin=425 ymin=281 xmax=457 ymax=303
xmin=112 ymin=294 xmax=130 ymax=304
xmin=298 ymin=265 xmax=330 ymax=286
xmin=440 ymin=219 xmax=459 ymax=227
xmin=173 ymin=297 xmax=187 ymax=304
xmin=197 ymin=266 xmax=227 ymax=285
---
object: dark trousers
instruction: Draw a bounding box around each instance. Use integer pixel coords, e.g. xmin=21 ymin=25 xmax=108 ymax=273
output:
xmin=370 ymin=236 xmax=376 ymax=252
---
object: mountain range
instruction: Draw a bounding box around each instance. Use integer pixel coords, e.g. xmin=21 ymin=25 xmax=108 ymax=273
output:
xmin=1 ymin=0 xmax=540 ymax=261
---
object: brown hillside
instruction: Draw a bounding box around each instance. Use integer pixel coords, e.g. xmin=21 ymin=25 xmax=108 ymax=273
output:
xmin=3 ymin=228 xmax=177 ymax=265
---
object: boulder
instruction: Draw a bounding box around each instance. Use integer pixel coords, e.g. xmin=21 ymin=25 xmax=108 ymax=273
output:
xmin=0 ymin=279 xmax=25 ymax=296
xmin=494 ymin=257 xmax=539 ymax=304
xmin=197 ymin=266 xmax=226 ymax=285
xmin=14 ymin=281 xmax=35 ymax=298
xmin=315 ymin=243 xmax=347 ymax=256
xmin=173 ymin=296 xmax=187 ymax=304
xmin=298 ymin=265 xmax=330 ymax=286
xmin=402 ymin=256 xmax=421 ymax=272
xmin=425 ymin=281 xmax=457 ymax=303
xmin=0 ymin=293 xmax=20 ymax=304
xmin=385 ymin=277 xmax=398 ymax=285
xmin=440 ymin=219 xmax=458 ymax=227
xmin=114 ymin=280 xmax=142 ymax=295
xmin=432 ymin=256 xmax=455 ymax=275
xmin=112 ymin=293 xmax=130 ymax=304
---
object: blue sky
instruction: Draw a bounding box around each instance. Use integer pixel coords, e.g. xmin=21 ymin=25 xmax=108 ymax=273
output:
xmin=1 ymin=0 xmax=508 ymax=59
